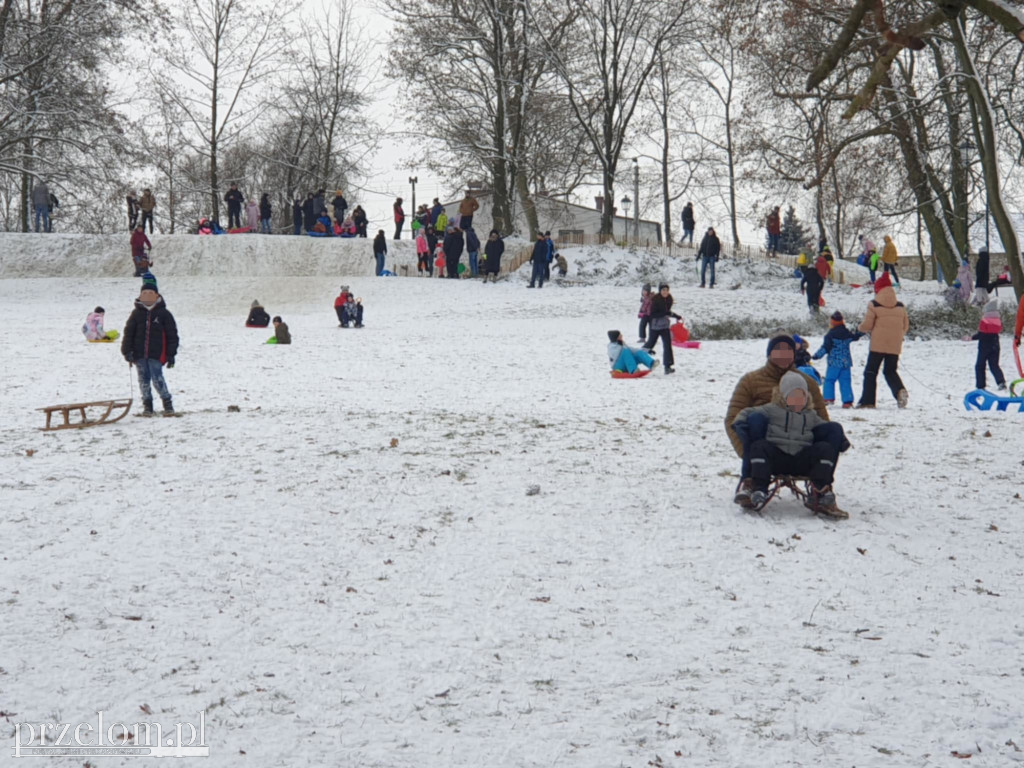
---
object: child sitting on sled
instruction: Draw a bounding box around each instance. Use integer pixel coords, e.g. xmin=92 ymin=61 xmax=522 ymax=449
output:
xmin=334 ymin=285 xmax=364 ymax=328
xmin=246 ymin=300 xmax=270 ymax=327
xmin=607 ymin=330 xmax=659 ymax=375
xmin=82 ymin=307 xmax=119 ymax=341
xmin=730 ymin=371 xmax=843 ymax=517
xmin=267 ymin=316 xmax=291 ymax=344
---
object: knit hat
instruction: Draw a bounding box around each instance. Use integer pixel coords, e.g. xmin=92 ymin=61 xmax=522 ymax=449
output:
xmin=642 ymin=283 xmax=652 ymax=292
xmin=830 ymin=310 xmax=844 ymax=326
xmin=607 ymin=330 xmax=621 ymax=343
xmin=658 ymin=283 xmax=669 ymax=291
xmin=140 ymin=272 xmax=158 ymax=293
xmin=874 ymin=271 xmax=892 ymax=293
xmin=94 ymin=306 xmax=105 ymax=314
xmin=780 ymin=371 xmax=809 ymax=400
xmin=251 ymin=299 xmax=261 ymax=308
xmin=766 ymin=334 xmax=795 ymax=356
xmin=983 ymin=298 xmax=999 ymax=314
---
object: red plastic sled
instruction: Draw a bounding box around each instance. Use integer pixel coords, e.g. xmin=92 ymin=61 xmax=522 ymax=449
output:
xmin=228 ymin=226 xmax=251 ymax=234
xmin=675 ymin=340 xmax=701 ymax=349
xmin=670 ymin=321 xmax=690 ymax=344
xmin=611 ymin=369 xmax=651 ymax=379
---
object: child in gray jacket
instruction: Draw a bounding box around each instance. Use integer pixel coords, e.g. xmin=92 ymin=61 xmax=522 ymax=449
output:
xmin=731 ymin=371 xmax=843 ymax=516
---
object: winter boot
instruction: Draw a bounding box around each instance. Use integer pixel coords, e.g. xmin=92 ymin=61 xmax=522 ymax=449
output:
xmin=733 ymin=478 xmax=755 ymax=508
xmin=750 ymin=489 xmax=768 ymax=509
xmin=896 ymin=389 xmax=909 ymax=408
xmin=141 ymin=399 xmax=154 ymax=416
xmin=650 ymin=360 xmax=660 ymax=372
xmin=161 ymin=397 xmax=174 ymax=415
xmin=808 ymin=485 xmax=847 ymax=519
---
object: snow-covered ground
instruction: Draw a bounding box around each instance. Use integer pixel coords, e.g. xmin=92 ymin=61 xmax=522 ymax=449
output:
xmin=1 ymin=240 xmax=1022 ymax=767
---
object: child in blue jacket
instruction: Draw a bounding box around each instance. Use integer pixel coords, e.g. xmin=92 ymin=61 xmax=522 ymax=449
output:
xmin=813 ymin=311 xmax=864 ymax=408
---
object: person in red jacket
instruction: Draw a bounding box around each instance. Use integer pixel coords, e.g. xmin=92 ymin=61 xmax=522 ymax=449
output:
xmin=766 ymin=206 xmax=781 ymax=257
xmin=130 ymin=224 xmax=152 ymax=276
xmin=393 ymin=198 xmax=405 ymax=240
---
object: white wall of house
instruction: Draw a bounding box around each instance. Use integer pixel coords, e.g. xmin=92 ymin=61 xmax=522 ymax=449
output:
xmin=439 ymin=192 xmax=662 ymax=243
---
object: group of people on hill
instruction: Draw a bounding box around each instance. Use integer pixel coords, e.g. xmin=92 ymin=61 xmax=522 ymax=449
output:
xmin=622 ymin=271 xmax=912 ymax=409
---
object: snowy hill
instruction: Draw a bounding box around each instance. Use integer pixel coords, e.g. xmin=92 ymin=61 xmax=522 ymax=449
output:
xmin=1 ymin=242 xmax=1022 ymax=767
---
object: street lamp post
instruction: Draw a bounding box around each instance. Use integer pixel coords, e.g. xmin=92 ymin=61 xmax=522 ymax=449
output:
xmin=633 ymin=157 xmax=640 ymax=242
xmin=620 ymin=196 xmax=631 ymax=241
xmin=409 ymin=176 xmax=418 ymax=222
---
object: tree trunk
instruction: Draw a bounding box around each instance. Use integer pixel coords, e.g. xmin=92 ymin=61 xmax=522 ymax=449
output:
xmin=515 ymin=168 xmax=539 ymax=239
xmin=952 ymin=19 xmax=1023 ymax=301
xmin=883 ymin=79 xmax=960 ymax=283
xmin=724 ymin=88 xmax=740 ymax=246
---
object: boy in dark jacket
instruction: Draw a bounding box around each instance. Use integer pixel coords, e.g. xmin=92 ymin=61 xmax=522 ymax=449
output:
xmin=800 ymin=264 xmax=824 ymax=314
xmin=813 ymin=311 xmax=864 ymax=407
xmin=731 ymin=371 xmax=844 ymax=517
xmin=122 ymin=279 xmax=179 ymax=415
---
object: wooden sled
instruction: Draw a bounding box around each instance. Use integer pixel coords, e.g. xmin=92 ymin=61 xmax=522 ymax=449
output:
xmin=38 ymin=398 xmax=133 ymax=431
xmin=740 ymin=475 xmax=848 ymax=519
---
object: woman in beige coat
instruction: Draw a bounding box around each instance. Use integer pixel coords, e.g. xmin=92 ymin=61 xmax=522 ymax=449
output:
xmin=856 ymin=271 xmax=909 ymax=408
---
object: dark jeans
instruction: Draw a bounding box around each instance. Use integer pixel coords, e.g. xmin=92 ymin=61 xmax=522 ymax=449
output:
xmin=883 ymin=263 xmax=899 ymax=281
xmin=638 ymin=316 xmax=649 ymax=340
xmin=293 ymin=222 xmax=302 ymax=235
xmin=682 ymin=228 xmax=694 ymax=246
xmin=700 ymin=256 xmax=716 ymax=287
xmin=644 ymin=326 xmax=674 ymax=368
xmin=375 ymin=252 xmax=385 ymax=276
xmin=136 ymin=358 xmax=172 ymax=404
xmin=140 ymin=210 xmax=154 ymax=233
xmin=976 ymin=340 xmax=1005 ymax=389
xmin=228 ymin=206 xmax=242 ymax=228
xmin=394 ymin=220 xmax=403 ymax=239
xmin=860 ymin=351 xmax=904 ymax=405
xmin=128 ymin=211 xmax=138 ymax=230
xmin=529 ymin=260 xmax=545 ymax=287
xmin=749 ymin=440 xmax=837 ymax=491
xmin=736 ymin=414 xmax=847 ymax=479
xmin=768 ymin=233 xmax=780 ymax=253
xmin=461 ymin=214 xmax=473 ymax=230
xmin=447 ymin=254 xmax=461 ymax=278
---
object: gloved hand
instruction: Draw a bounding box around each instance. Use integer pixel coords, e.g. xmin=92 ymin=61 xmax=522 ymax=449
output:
xmin=124 ymin=354 xmax=134 ymax=364
xmin=166 ymin=358 xmax=175 ymax=369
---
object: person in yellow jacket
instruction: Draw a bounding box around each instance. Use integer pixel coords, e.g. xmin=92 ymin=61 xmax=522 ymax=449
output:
xmin=881 ymin=235 xmax=900 ymax=285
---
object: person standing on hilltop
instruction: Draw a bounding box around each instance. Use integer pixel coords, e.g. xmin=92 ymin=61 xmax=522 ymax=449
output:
xmin=766 ymin=206 xmax=781 ymax=257
xmin=680 ymin=202 xmax=695 ymax=247
xmin=224 ymin=183 xmax=244 ymax=229
xmin=393 ymin=197 xmax=405 ymax=240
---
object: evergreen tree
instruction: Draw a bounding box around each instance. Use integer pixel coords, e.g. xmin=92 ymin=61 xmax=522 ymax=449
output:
xmin=778 ymin=205 xmax=812 ymax=255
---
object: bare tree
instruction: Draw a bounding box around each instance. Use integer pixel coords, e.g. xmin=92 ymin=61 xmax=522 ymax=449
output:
xmin=152 ymin=0 xmax=293 ymax=221
xmin=536 ymin=0 xmax=690 ymax=236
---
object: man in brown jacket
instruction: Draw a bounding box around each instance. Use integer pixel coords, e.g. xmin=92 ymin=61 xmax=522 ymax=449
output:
xmin=139 ymin=188 xmax=156 ymax=234
xmin=856 ymin=271 xmax=909 ymax=408
xmin=458 ymin=194 xmax=480 ymax=230
xmin=725 ymin=334 xmax=837 ymax=507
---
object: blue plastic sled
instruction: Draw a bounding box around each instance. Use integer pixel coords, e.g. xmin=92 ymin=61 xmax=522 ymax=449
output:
xmin=307 ymin=231 xmax=332 ymax=237
xmin=963 ymin=389 xmax=1024 ymax=412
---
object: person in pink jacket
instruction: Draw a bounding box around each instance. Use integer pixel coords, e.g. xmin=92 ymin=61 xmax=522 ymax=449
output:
xmin=82 ymin=307 xmax=118 ymax=341
xmin=245 ymin=199 xmax=259 ymax=232
xmin=416 ymin=231 xmax=430 ymax=275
